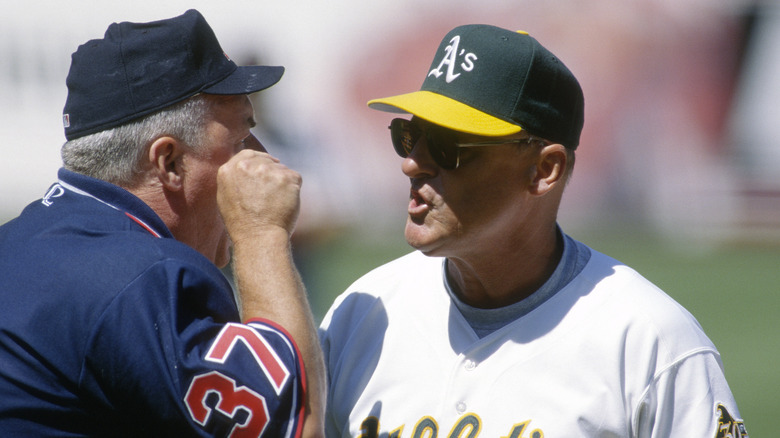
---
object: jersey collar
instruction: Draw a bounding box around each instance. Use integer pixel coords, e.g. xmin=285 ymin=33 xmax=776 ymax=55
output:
xmin=57 ymin=168 xmax=173 ymax=239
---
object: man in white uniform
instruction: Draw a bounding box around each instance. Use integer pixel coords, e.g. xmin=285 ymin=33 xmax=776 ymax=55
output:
xmin=319 ymin=24 xmax=747 ymax=437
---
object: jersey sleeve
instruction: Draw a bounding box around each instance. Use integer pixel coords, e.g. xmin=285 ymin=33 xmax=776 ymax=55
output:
xmin=632 ymin=349 xmax=748 ymax=437
xmin=78 ymin=259 xmax=306 ymax=437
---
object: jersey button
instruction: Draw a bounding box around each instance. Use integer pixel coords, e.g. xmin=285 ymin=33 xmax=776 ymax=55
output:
xmin=456 ymin=401 xmax=467 ymax=414
xmin=464 ymin=359 xmax=476 ymax=371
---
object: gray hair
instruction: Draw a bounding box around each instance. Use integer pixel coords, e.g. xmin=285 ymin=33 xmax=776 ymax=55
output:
xmin=61 ymin=94 xmax=214 ymax=187
xmin=563 ymin=147 xmax=576 ymax=183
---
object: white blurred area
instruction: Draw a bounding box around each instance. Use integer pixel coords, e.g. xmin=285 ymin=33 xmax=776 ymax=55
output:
xmin=1 ymin=0 xmax=779 ymax=245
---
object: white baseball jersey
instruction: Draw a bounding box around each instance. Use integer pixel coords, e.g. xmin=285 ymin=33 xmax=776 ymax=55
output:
xmin=320 ymin=247 xmax=747 ymax=437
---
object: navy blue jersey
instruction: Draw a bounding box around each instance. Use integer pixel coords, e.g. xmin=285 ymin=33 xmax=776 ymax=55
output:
xmin=0 ymin=169 xmax=305 ymax=437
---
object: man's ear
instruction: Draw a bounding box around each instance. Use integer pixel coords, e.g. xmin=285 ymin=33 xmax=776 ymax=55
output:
xmin=529 ymin=144 xmax=567 ymax=196
xmin=147 ymin=136 xmax=185 ymax=191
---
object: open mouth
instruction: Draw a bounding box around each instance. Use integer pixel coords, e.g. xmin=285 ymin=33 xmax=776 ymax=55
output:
xmin=408 ymin=188 xmax=430 ymax=218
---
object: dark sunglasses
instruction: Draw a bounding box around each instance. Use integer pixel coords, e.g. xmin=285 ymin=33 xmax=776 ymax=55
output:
xmin=389 ymin=118 xmax=537 ymax=170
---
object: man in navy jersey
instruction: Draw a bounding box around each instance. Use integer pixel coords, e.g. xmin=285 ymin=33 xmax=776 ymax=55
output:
xmin=0 ymin=9 xmax=324 ymax=437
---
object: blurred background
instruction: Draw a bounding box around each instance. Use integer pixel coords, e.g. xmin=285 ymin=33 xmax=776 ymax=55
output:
xmin=1 ymin=0 xmax=777 ymax=434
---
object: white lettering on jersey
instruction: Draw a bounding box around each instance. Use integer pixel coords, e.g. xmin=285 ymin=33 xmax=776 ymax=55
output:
xmin=42 ymin=184 xmax=65 ymax=207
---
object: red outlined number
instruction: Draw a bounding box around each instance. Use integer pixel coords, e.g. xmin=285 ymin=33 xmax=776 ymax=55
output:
xmin=185 ymin=371 xmax=269 ymax=438
xmin=185 ymin=322 xmax=293 ymax=435
xmin=205 ymin=323 xmax=291 ymax=394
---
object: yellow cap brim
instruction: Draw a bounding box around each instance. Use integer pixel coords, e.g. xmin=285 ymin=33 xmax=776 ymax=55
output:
xmin=368 ymin=90 xmax=523 ymax=137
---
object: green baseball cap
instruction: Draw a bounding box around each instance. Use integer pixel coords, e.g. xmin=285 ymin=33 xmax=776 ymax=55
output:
xmin=368 ymin=24 xmax=585 ymax=149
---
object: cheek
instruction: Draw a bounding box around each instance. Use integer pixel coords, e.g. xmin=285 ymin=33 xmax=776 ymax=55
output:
xmin=185 ymin=159 xmax=222 ymax=205
xmin=449 ymin=176 xmax=522 ymax=226
xmin=441 ymin=175 xmax=492 ymax=212
xmin=185 ymin=166 xmax=225 ymax=239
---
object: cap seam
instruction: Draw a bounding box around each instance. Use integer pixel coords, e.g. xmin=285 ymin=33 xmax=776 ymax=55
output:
xmin=510 ymin=38 xmax=536 ymax=133
xmin=116 ymin=24 xmax=137 ymax=117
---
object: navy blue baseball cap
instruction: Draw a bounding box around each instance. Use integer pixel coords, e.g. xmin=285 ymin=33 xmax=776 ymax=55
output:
xmin=63 ymin=9 xmax=284 ymax=140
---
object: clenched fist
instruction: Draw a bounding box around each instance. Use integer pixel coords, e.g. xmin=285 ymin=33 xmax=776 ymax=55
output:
xmin=216 ymin=149 xmax=302 ymax=241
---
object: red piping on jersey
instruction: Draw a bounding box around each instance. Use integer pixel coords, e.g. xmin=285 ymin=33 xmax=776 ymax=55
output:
xmin=247 ymin=317 xmax=308 ymax=438
xmin=125 ymin=212 xmax=162 ymax=238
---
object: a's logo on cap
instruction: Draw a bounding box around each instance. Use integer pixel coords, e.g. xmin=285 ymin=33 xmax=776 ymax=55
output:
xmin=428 ymin=35 xmax=478 ymax=84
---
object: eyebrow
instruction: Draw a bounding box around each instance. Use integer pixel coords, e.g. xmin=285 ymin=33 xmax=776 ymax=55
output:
xmin=248 ymin=116 xmax=257 ymax=129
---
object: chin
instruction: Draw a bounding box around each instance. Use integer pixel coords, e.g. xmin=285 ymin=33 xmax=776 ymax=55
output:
xmin=405 ymin=230 xmax=444 ymax=257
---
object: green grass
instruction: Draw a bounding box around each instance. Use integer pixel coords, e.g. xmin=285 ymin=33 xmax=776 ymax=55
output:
xmin=302 ymin=226 xmax=776 ymax=436
xmin=296 ymin=229 xmax=411 ymax=321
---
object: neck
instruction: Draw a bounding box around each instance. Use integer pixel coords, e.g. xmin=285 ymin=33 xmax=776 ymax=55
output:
xmin=126 ymin=180 xmax=184 ymax=239
xmin=446 ymin=222 xmax=563 ymax=309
